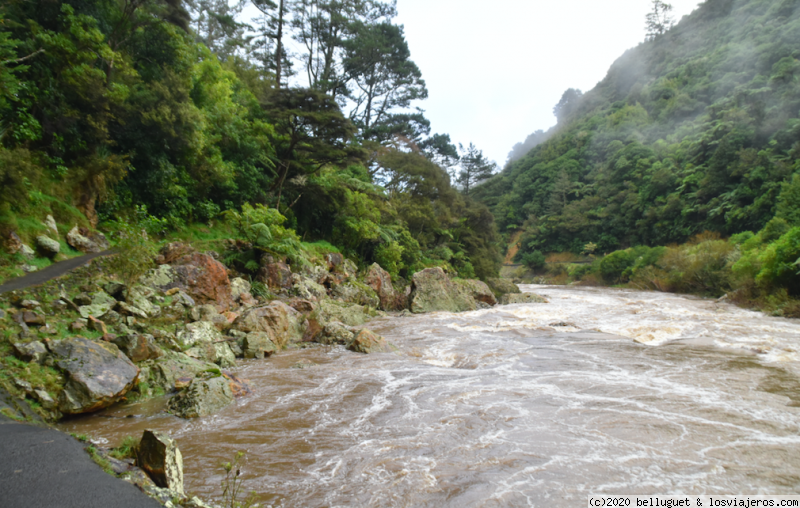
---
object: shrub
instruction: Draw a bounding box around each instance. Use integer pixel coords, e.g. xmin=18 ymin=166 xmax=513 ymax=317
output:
xmin=598 ymin=249 xmax=635 ymax=283
xmin=756 ymin=227 xmax=800 ymax=294
xmin=521 ymin=250 xmax=546 ymax=270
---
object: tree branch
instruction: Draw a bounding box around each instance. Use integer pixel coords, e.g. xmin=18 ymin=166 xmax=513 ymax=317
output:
xmin=2 ymin=48 xmax=45 ymax=66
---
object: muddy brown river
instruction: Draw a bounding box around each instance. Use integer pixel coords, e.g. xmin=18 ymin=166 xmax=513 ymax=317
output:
xmin=59 ymin=286 xmax=800 ymax=506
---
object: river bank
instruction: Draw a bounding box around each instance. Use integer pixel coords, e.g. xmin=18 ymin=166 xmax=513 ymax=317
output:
xmin=57 ymin=285 xmax=800 ymax=506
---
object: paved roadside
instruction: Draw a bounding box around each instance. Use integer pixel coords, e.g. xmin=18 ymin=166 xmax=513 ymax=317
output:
xmin=0 ymin=415 xmax=161 ymax=508
xmin=0 ymin=250 xmax=115 ymax=294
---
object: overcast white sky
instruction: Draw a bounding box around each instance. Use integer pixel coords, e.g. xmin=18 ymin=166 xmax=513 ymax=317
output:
xmin=394 ymin=0 xmax=704 ymax=165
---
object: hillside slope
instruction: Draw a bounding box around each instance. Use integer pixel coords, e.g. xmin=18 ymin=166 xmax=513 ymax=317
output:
xmin=475 ymin=0 xmax=800 ymax=256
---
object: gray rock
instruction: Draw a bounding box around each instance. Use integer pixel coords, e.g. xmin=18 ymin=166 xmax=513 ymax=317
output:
xmin=20 ymin=299 xmax=40 ymax=309
xmin=137 ymin=351 xmax=218 ymax=393
xmin=50 ymin=337 xmax=140 ymax=414
xmin=140 ymin=264 xmax=177 ymax=289
xmin=36 ymin=235 xmax=60 ymax=258
xmin=347 ymin=328 xmax=393 ymax=354
xmin=136 ymin=430 xmax=184 ymax=497
xmin=331 ymin=281 xmax=380 ymax=308
xmin=44 ymin=214 xmax=58 ymax=236
xmin=21 ymin=263 xmax=37 ymax=273
xmin=167 ymin=375 xmax=233 ymax=418
xmin=318 ymin=322 xmax=355 ymax=346
xmin=290 ymin=274 xmax=327 ymax=300
xmin=103 ymin=282 xmax=127 ymax=299
xmin=499 ymin=293 xmax=549 ymax=304
xmin=116 ymin=301 xmax=149 ymax=319
xmin=65 ymin=225 xmax=103 ymax=253
xmin=123 ymin=286 xmax=161 ymax=318
xmin=11 ymin=340 xmax=48 ymax=364
xmin=454 ymin=279 xmax=497 ymax=306
xmin=190 ymin=304 xmax=219 ymax=322
xmin=177 ymin=321 xmax=223 ymax=349
xmin=73 ymin=292 xmax=93 ymax=306
xmin=185 ymin=342 xmax=236 ymax=368
xmin=32 ymin=389 xmax=56 ymax=410
xmin=171 ymin=290 xmax=195 ymax=308
xmin=486 ymin=278 xmax=521 ymax=296
xmin=233 ymin=301 xmax=305 ymax=348
xmin=243 ymin=332 xmax=277 ymax=359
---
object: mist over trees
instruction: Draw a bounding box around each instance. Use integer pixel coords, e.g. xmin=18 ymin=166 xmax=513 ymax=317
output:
xmin=0 ymin=0 xmax=501 ymax=279
xmin=475 ymin=0 xmax=800 ymax=263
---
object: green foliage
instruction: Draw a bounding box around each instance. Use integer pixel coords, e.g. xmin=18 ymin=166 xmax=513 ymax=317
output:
xmin=105 ymin=206 xmax=163 ymax=286
xmin=756 ymin=227 xmax=800 ymax=293
xmin=109 ymin=436 xmax=140 ymax=460
xmin=520 ymin=250 xmax=546 ymax=270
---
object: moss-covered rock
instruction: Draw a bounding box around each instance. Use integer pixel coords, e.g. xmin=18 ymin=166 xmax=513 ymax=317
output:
xmin=316 ymin=299 xmax=379 ymax=327
xmin=408 ymin=267 xmax=477 ymax=313
xmin=499 ymin=293 xmax=548 ymax=304
xmin=233 ymin=301 xmax=305 ymax=348
xmin=331 ymin=280 xmax=379 ymax=308
xmin=167 ymin=374 xmax=233 ymax=418
xmin=138 ymin=350 xmax=219 ymax=393
xmin=486 ymin=278 xmax=521 ymax=297
xmin=454 ymin=279 xmax=497 ymax=306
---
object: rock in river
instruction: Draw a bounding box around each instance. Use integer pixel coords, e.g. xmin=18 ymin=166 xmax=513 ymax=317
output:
xmin=136 ymin=429 xmax=184 ymax=496
xmin=167 ymin=374 xmax=233 ymax=418
xmin=49 ymin=337 xmax=139 ymax=414
xmin=408 ymin=267 xmax=477 ymax=313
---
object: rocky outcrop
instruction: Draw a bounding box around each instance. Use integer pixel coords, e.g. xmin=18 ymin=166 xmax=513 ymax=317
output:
xmin=36 ymin=235 xmax=60 ymax=258
xmin=137 ymin=351 xmax=219 ymax=393
xmin=66 ymin=225 xmax=110 ymax=253
xmin=455 ymin=279 xmax=497 ymax=306
xmin=499 ymin=293 xmax=548 ymax=304
xmin=486 ymin=278 xmax=521 ymax=297
xmin=408 ymin=267 xmax=477 ymax=313
xmin=49 ymin=337 xmax=139 ymax=414
xmin=136 ymin=430 xmax=184 ymax=496
xmin=364 ymin=263 xmax=403 ymax=311
xmin=167 ymin=374 xmax=233 ymax=418
xmin=233 ymin=301 xmax=304 ymax=348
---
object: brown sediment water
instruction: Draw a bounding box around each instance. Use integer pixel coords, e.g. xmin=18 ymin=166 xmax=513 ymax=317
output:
xmin=59 ymin=286 xmax=800 ymax=506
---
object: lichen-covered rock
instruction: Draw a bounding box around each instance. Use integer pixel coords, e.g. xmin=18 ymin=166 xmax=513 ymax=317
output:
xmin=44 ymin=214 xmax=58 ymax=236
xmin=36 ymin=235 xmax=60 ymax=258
xmin=347 ymin=329 xmax=393 ymax=354
xmin=486 ymin=278 xmax=521 ymax=297
xmin=258 ymin=262 xmax=293 ymax=290
xmin=11 ymin=340 xmax=48 ymax=364
xmin=136 ymin=430 xmax=184 ymax=496
xmin=169 ymin=253 xmax=234 ymax=311
xmin=316 ymin=299 xmax=379 ymax=328
xmin=243 ymin=331 xmax=277 ymax=359
xmin=455 ymin=279 xmax=497 ymax=306
xmin=318 ymin=321 xmax=354 ymax=346
xmin=364 ymin=263 xmax=404 ymax=311
xmin=167 ymin=374 xmax=233 ymax=418
xmin=177 ymin=321 xmax=223 ymax=349
xmin=290 ymin=274 xmax=327 ymax=300
xmin=190 ymin=304 xmax=220 ymax=322
xmin=111 ymin=334 xmax=163 ymax=363
xmin=140 ymin=264 xmax=177 ymax=289
xmin=185 ymin=342 xmax=236 ymax=368
xmin=331 ymin=281 xmax=380 ymax=308
xmin=229 ymin=277 xmax=251 ymax=302
xmin=66 ymin=225 xmax=109 ymax=253
xmin=325 ymin=252 xmax=344 ymax=270
xmin=50 ymin=337 xmax=139 ymax=414
xmin=499 ymin=293 xmax=549 ymax=304
xmin=233 ymin=301 xmax=304 ymax=348
xmin=138 ymin=351 xmax=219 ymax=392
xmin=408 ymin=267 xmax=477 ymax=314
xmin=78 ymin=290 xmax=117 ymax=319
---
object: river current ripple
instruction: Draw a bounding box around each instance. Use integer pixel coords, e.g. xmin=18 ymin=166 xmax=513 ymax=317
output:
xmin=60 ymin=286 xmax=800 ymax=506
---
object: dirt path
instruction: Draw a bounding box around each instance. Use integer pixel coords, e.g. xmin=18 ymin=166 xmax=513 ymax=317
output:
xmin=0 ymin=250 xmax=115 ymax=295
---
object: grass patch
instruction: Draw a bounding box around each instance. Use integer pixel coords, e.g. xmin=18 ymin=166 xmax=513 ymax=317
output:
xmin=86 ymin=445 xmax=114 ymax=475
xmin=109 ymin=435 xmax=140 ymax=460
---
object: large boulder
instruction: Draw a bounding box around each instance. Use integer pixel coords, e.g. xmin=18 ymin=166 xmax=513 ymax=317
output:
xmin=229 ymin=277 xmax=252 ymax=302
xmin=232 ymin=301 xmax=305 ymax=348
xmin=136 ymin=430 xmax=184 ymax=496
xmin=316 ymin=299 xmax=378 ymax=327
xmin=167 ymin=374 xmax=233 ymax=418
xmin=290 ymin=274 xmax=327 ymax=300
xmin=36 ymin=235 xmax=60 ymax=258
xmin=138 ymin=351 xmax=219 ymax=393
xmin=258 ymin=262 xmax=293 ymax=290
xmin=120 ymin=286 xmax=161 ymax=318
xmin=455 ymin=279 xmax=497 ymax=306
xmin=364 ymin=263 xmax=404 ymax=311
xmin=144 ymin=252 xmax=233 ymax=311
xmin=318 ymin=321 xmax=355 ymax=346
xmin=499 ymin=293 xmax=549 ymax=304
xmin=175 ymin=321 xmax=235 ymax=367
xmin=66 ymin=225 xmax=110 ymax=253
xmin=242 ymin=332 xmax=278 ymax=359
xmin=50 ymin=337 xmax=139 ymax=414
xmin=408 ymin=267 xmax=477 ymax=314
xmin=486 ymin=278 xmax=521 ymax=297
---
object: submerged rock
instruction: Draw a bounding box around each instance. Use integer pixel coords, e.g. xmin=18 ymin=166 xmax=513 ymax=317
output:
xmin=499 ymin=293 xmax=548 ymax=304
xmin=408 ymin=267 xmax=477 ymax=314
xmin=136 ymin=430 xmax=184 ymax=496
xmin=347 ymin=329 xmax=393 ymax=354
xmin=486 ymin=278 xmax=521 ymax=297
xmin=167 ymin=374 xmax=233 ymax=418
xmin=50 ymin=337 xmax=139 ymax=414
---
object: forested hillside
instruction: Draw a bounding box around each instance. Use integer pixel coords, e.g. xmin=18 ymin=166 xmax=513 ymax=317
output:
xmin=475 ymin=0 xmax=800 ymax=257
xmin=0 ymin=0 xmax=500 ymax=280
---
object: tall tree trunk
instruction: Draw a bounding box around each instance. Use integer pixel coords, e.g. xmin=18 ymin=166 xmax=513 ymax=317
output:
xmin=275 ymin=0 xmax=285 ymax=88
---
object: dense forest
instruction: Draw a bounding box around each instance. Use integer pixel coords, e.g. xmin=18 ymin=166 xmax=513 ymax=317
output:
xmin=476 ymin=0 xmax=800 ymax=255
xmin=0 ymin=0 xmax=500 ymax=280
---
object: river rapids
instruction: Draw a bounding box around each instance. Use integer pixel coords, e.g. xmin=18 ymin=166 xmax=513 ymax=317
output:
xmin=59 ymin=285 xmax=800 ymax=506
